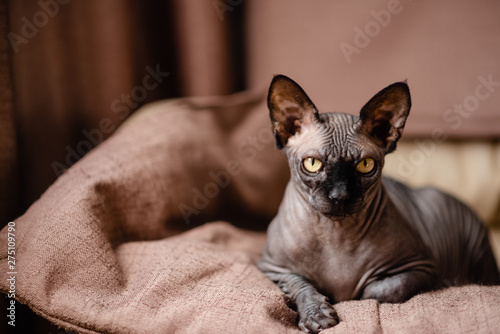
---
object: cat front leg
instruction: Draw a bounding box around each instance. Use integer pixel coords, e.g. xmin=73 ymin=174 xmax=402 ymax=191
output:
xmin=263 ymin=271 xmax=339 ymax=333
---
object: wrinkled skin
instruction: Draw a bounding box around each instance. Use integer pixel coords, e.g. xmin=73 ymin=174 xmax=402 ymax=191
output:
xmin=258 ymin=75 xmax=500 ymax=333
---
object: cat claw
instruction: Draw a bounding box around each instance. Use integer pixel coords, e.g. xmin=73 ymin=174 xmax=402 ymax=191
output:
xmin=298 ymin=300 xmax=339 ymax=333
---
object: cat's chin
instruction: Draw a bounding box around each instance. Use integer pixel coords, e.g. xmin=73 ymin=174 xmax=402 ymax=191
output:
xmin=322 ymin=210 xmax=354 ymax=219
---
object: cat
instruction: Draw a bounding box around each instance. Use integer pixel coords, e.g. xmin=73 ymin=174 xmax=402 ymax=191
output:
xmin=257 ymin=75 xmax=500 ymax=333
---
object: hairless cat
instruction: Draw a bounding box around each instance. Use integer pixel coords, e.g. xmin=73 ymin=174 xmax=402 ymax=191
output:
xmin=257 ymin=75 xmax=500 ymax=333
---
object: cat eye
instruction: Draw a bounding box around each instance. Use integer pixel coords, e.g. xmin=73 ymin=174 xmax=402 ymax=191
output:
xmin=303 ymin=157 xmax=323 ymax=173
xmin=356 ymin=158 xmax=375 ymax=174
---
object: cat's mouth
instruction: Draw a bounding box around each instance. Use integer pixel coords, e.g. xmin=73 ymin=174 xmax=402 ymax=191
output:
xmin=311 ymin=198 xmax=364 ymax=218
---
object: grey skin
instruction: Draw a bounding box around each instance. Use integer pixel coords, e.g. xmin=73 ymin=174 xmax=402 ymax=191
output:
xmin=257 ymin=75 xmax=500 ymax=334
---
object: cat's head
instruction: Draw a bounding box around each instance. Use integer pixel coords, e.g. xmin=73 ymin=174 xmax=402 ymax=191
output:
xmin=268 ymin=75 xmax=411 ymax=217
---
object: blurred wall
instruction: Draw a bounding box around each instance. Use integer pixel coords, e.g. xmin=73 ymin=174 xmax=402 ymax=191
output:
xmin=247 ymin=0 xmax=500 ymax=138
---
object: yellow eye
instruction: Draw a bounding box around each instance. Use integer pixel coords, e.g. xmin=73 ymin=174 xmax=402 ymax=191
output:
xmin=356 ymin=158 xmax=375 ymax=174
xmin=303 ymin=157 xmax=323 ymax=173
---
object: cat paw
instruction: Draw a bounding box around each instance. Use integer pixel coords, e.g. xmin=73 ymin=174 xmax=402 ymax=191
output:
xmin=298 ymin=298 xmax=339 ymax=333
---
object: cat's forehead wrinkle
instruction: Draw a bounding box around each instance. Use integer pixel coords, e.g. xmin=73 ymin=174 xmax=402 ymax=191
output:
xmin=285 ymin=112 xmax=367 ymax=160
xmin=285 ymin=117 xmax=331 ymax=154
xmin=320 ymin=112 xmax=358 ymax=130
xmin=320 ymin=112 xmax=361 ymax=160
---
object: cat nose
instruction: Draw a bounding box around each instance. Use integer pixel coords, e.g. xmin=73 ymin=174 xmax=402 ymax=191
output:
xmin=329 ymin=185 xmax=348 ymax=202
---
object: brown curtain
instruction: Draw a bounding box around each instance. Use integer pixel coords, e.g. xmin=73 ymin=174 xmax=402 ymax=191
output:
xmin=2 ymin=0 xmax=246 ymax=221
xmin=0 ymin=1 xmax=18 ymax=228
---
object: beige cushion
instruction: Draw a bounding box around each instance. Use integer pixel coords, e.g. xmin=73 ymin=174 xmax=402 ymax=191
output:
xmin=384 ymin=141 xmax=500 ymax=263
xmin=385 ymin=141 xmax=500 ymax=226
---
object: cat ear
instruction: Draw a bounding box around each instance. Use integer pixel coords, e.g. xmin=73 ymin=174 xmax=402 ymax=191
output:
xmin=267 ymin=75 xmax=320 ymax=149
xmin=359 ymin=81 xmax=411 ymax=154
